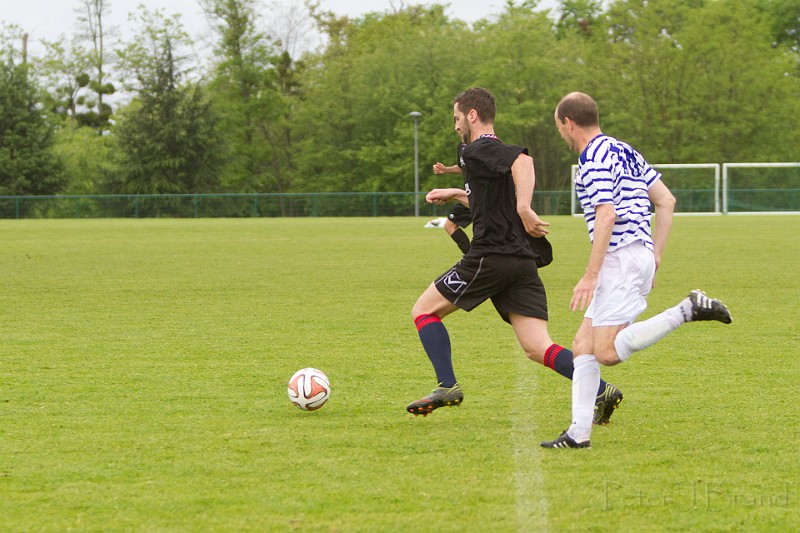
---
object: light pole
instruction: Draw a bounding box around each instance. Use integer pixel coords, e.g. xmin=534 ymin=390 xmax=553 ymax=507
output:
xmin=409 ymin=111 xmax=422 ymax=217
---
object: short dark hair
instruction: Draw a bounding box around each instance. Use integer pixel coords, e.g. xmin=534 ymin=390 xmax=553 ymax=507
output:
xmin=454 ymin=87 xmax=496 ymax=124
xmin=556 ymin=92 xmax=599 ymax=127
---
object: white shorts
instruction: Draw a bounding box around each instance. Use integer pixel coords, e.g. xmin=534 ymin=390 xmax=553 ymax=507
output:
xmin=585 ymin=240 xmax=656 ymax=327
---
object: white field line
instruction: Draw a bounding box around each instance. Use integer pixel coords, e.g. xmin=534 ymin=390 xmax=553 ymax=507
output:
xmin=512 ymin=357 xmax=550 ymax=532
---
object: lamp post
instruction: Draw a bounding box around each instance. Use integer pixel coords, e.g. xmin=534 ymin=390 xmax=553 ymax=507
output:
xmin=409 ymin=111 xmax=422 ymax=217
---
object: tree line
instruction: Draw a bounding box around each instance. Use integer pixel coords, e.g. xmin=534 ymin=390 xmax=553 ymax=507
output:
xmin=1 ymin=0 xmax=798 ymax=199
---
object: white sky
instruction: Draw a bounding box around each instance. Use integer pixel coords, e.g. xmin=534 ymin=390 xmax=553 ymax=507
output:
xmin=2 ymin=0 xmax=561 ymax=57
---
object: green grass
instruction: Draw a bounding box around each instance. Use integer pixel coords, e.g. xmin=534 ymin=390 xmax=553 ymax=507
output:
xmin=0 ymin=215 xmax=797 ymax=532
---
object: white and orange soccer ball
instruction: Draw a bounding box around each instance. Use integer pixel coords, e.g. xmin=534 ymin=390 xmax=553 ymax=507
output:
xmin=287 ymin=368 xmax=331 ymax=411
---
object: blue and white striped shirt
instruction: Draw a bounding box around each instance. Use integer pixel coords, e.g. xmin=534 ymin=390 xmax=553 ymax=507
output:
xmin=575 ymin=134 xmax=661 ymax=251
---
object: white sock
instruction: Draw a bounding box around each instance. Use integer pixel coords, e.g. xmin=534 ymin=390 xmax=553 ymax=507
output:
xmin=567 ymin=354 xmax=600 ymax=443
xmin=614 ymin=302 xmax=688 ymax=362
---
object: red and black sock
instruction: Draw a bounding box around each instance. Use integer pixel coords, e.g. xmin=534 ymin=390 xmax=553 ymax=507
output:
xmin=414 ymin=314 xmax=456 ymax=388
xmin=544 ymin=343 xmax=608 ymax=396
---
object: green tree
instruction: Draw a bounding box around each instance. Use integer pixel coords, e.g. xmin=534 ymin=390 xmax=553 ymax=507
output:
xmin=36 ymin=36 xmax=92 ymax=124
xmin=261 ymin=50 xmax=303 ymax=198
xmin=0 ymin=51 xmax=64 ymax=196
xmin=51 ymin=124 xmax=117 ymax=194
xmin=294 ymin=5 xmax=474 ymax=195
xmin=472 ymin=2 xmax=573 ymax=193
xmin=676 ymin=0 xmax=800 ymax=162
xmin=75 ymin=0 xmax=116 ymax=131
xmin=760 ymin=0 xmax=800 ymax=52
xmin=588 ymin=0 xmax=800 ymax=163
xmin=110 ymin=7 xmax=220 ymax=194
xmin=555 ymin=0 xmax=604 ymax=39
xmin=579 ymin=0 xmax=701 ymax=161
xmin=0 ymin=26 xmax=64 ymax=197
xmin=34 ymin=33 xmax=120 ymax=195
xmin=202 ymin=0 xmax=283 ymax=194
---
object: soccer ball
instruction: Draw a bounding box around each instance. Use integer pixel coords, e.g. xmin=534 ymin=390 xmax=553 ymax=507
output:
xmin=287 ymin=368 xmax=331 ymax=411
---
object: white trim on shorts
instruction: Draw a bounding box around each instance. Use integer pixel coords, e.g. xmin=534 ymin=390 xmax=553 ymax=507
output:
xmin=584 ymin=239 xmax=656 ymax=327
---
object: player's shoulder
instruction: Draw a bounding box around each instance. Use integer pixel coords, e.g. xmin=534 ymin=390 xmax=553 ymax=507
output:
xmin=581 ymin=134 xmax=642 ymax=166
xmin=582 ymin=135 xmax=614 ymax=160
xmin=465 ymin=138 xmax=526 ymax=157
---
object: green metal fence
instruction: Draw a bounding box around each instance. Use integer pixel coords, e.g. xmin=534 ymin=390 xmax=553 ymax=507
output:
xmin=0 ymin=188 xmax=796 ymax=219
xmin=0 ymin=191 xmax=571 ymax=219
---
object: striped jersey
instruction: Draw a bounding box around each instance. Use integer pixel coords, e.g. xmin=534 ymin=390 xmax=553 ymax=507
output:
xmin=575 ymin=134 xmax=662 ymax=250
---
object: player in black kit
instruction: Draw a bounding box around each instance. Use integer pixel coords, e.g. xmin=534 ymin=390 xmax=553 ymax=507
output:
xmin=431 ymin=145 xmax=472 ymax=254
xmin=407 ymin=87 xmax=623 ymax=422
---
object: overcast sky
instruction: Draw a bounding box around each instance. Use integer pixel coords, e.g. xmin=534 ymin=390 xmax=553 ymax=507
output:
xmin=3 ymin=0 xmax=561 ymax=57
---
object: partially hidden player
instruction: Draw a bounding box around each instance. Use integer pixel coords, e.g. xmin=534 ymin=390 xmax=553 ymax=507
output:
xmin=431 ymin=145 xmax=472 ymax=254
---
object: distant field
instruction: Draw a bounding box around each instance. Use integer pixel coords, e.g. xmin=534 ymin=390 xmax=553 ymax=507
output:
xmin=0 ymin=216 xmax=797 ymax=531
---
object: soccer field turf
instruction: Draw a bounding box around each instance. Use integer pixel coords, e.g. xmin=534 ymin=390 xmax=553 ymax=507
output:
xmin=1 ymin=216 xmax=797 ymax=531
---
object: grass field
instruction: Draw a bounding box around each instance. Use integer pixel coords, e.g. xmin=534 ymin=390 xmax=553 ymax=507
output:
xmin=1 ymin=215 xmax=797 ymax=532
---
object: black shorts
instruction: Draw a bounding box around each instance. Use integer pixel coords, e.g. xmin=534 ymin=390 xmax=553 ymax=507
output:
xmin=447 ymin=204 xmax=472 ymax=228
xmin=433 ymin=254 xmax=548 ymax=323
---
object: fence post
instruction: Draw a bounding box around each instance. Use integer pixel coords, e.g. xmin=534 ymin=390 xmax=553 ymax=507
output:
xmin=722 ymin=164 xmax=728 ymax=214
